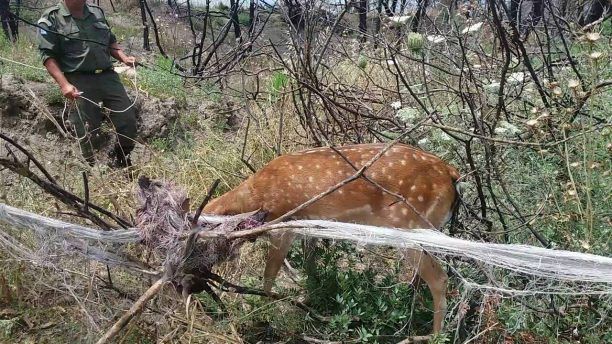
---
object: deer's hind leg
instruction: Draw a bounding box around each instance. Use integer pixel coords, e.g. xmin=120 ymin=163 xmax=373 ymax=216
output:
xmin=263 ymin=231 xmax=296 ymax=293
xmin=404 ymin=249 xmax=448 ymax=333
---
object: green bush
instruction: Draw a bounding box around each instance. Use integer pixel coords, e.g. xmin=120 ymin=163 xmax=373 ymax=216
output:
xmin=288 ymin=242 xmax=432 ymax=341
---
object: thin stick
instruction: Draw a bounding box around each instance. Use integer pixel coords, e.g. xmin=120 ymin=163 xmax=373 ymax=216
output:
xmin=192 ymin=179 xmax=221 ymax=226
xmin=95 ymin=278 xmax=166 ymax=344
xmin=82 ymin=172 xmax=90 ymax=213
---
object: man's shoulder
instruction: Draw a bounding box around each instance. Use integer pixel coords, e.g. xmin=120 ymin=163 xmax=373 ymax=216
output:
xmin=40 ymin=4 xmax=61 ymax=18
xmin=87 ymin=4 xmax=107 ymax=19
xmin=38 ymin=5 xmax=60 ymax=26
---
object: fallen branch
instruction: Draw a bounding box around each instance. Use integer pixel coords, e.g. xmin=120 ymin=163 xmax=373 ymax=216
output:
xmin=95 ymin=278 xmax=167 ymax=344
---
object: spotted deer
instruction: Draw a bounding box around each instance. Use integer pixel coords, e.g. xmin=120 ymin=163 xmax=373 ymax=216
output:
xmin=203 ymin=143 xmax=461 ymax=333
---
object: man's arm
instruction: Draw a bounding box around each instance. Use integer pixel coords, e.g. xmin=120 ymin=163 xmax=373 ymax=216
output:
xmin=110 ymin=42 xmax=136 ymax=67
xmin=37 ymin=15 xmax=79 ymax=100
xmin=43 ymin=58 xmax=80 ymax=99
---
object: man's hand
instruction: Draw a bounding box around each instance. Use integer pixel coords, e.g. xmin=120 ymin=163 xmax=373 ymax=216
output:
xmin=122 ymin=56 xmax=136 ymax=67
xmin=60 ymin=83 xmax=80 ymax=99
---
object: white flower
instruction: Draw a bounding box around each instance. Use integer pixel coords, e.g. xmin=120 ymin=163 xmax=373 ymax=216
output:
xmin=461 ymin=22 xmax=483 ymax=34
xmin=589 ymin=51 xmax=603 ymax=60
xmin=427 ymin=35 xmax=446 ymax=44
xmin=387 ymin=59 xmax=395 ymax=66
xmin=484 ymin=82 xmax=500 ymax=93
xmin=395 ymin=107 xmax=419 ymax=122
xmin=389 ymin=16 xmax=411 ymax=25
xmin=494 ymin=127 xmax=508 ymax=135
xmin=568 ymin=79 xmax=580 ymax=89
xmin=438 ymin=132 xmax=452 ymax=141
xmin=390 ymin=101 xmax=402 ymax=110
xmin=508 ymin=72 xmax=525 ymax=84
xmin=585 ymin=32 xmax=600 ymax=42
xmin=418 ymin=138 xmax=429 ymax=145
xmin=495 ymin=121 xmax=521 ymax=136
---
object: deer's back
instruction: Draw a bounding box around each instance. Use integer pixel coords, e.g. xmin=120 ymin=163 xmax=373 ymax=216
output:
xmin=231 ymin=143 xmax=460 ymax=229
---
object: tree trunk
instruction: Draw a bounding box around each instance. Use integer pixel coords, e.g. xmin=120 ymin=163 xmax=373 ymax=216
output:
xmin=374 ymin=0 xmax=383 ymax=48
xmin=249 ymin=0 xmax=256 ymax=35
xmin=509 ymin=0 xmax=521 ymax=25
xmin=530 ymin=0 xmax=544 ymax=26
xmin=579 ymin=0 xmax=610 ymax=27
xmin=229 ymin=0 xmax=242 ymax=41
xmin=400 ymin=0 xmax=408 ymax=14
xmin=411 ymin=0 xmax=430 ymax=32
xmin=358 ymin=0 xmax=367 ymax=43
xmin=139 ymin=0 xmax=150 ymax=50
xmin=0 ymin=0 xmax=18 ymax=42
xmin=284 ymin=0 xmax=304 ymax=32
xmin=391 ymin=0 xmax=398 ymax=13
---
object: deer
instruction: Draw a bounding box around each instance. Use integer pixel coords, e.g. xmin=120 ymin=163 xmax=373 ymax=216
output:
xmin=202 ymin=143 xmax=461 ymax=333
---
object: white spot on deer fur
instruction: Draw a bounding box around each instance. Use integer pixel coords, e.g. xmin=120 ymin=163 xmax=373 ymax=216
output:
xmin=418 ymin=195 xmax=424 ymax=202
xmin=298 ymin=165 xmax=303 ymax=170
xmin=338 ymin=190 xmax=344 ymax=194
xmin=408 ymin=197 xmax=414 ymax=202
xmin=401 ymin=160 xmax=406 ymax=166
xmin=402 ymin=208 xmax=409 ymax=215
xmin=410 ymin=185 xmax=417 ymax=191
xmin=412 ymin=153 xmax=418 ymax=159
xmin=316 ymin=164 xmax=321 ymax=169
xmin=308 ymin=176 xmax=314 ymax=182
xmin=388 ymin=162 xmax=394 ymax=167
xmin=399 ymin=180 xmax=404 ymax=185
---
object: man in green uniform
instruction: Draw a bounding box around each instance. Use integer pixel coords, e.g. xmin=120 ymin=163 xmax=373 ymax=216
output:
xmin=37 ymin=0 xmax=137 ymax=167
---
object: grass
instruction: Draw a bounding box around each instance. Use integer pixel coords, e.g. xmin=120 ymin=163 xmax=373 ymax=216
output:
xmin=0 ymin=33 xmax=48 ymax=82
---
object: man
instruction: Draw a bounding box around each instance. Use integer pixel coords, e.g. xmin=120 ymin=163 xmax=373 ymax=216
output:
xmin=0 ymin=0 xmax=18 ymax=42
xmin=37 ymin=0 xmax=137 ymax=167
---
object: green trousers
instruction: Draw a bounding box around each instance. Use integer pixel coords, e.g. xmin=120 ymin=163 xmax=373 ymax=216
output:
xmin=66 ymin=70 xmax=137 ymax=165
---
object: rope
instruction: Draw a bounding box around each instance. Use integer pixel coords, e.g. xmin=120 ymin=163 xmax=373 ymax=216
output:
xmin=0 ymin=54 xmax=46 ymax=70
xmin=75 ymin=65 xmax=140 ymax=114
xmin=60 ymin=65 xmax=139 ymax=142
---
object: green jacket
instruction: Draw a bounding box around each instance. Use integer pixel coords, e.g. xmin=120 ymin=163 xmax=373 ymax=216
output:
xmin=37 ymin=1 xmax=117 ymax=73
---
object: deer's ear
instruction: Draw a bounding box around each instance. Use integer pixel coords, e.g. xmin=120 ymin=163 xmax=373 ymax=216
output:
xmin=181 ymin=198 xmax=190 ymax=213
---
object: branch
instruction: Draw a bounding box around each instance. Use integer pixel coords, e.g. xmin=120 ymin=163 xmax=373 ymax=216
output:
xmin=95 ymin=278 xmax=166 ymax=344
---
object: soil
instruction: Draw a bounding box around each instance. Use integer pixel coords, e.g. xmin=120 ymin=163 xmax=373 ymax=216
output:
xmin=0 ymin=72 xmax=183 ymax=167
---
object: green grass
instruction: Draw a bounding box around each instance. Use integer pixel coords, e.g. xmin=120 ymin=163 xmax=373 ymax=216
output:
xmin=0 ymin=33 xmax=48 ymax=82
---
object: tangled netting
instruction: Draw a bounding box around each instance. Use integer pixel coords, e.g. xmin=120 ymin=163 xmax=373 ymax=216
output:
xmin=270 ymin=221 xmax=612 ymax=296
xmin=134 ymin=177 xmax=264 ymax=280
